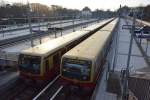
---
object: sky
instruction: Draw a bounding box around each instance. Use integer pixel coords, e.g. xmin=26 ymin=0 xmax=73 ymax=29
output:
xmin=4 ymin=0 xmax=150 ymax=11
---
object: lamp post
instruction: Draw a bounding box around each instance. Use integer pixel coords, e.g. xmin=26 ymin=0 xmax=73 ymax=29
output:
xmin=37 ymin=4 xmax=42 ymax=44
xmin=27 ymin=0 xmax=34 ymax=47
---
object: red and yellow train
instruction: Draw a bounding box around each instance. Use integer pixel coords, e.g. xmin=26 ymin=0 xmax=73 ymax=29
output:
xmin=60 ymin=19 xmax=118 ymax=91
xmin=18 ymin=19 xmax=113 ymax=81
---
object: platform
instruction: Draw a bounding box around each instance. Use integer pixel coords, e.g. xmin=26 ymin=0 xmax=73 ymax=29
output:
xmin=94 ymin=18 xmax=149 ymax=100
xmin=115 ymin=18 xmax=148 ymax=72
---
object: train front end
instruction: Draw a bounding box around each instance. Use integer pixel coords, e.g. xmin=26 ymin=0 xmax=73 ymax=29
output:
xmin=18 ymin=54 xmax=43 ymax=80
xmin=60 ymin=57 xmax=95 ymax=91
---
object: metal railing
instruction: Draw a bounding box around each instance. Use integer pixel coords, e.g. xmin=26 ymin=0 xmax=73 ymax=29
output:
xmin=129 ymin=75 xmax=150 ymax=100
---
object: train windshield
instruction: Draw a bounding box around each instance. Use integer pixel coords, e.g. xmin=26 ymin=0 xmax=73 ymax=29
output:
xmin=19 ymin=54 xmax=41 ymax=74
xmin=62 ymin=58 xmax=91 ymax=81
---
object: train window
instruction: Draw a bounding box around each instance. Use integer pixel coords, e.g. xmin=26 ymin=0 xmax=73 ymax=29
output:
xmin=67 ymin=42 xmax=76 ymax=50
xmin=62 ymin=58 xmax=91 ymax=81
xmin=77 ymin=38 xmax=82 ymax=43
xmin=69 ymin=44 xmax=73 ymax=49
xmin=18 ymin=54 xmax=41 ymax=74
xmin=61 ymin=48 xmax=66 ymax=56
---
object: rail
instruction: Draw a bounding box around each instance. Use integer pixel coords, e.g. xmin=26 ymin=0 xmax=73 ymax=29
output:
xmin=33 ymin=75 xmax=60 ymax=100
xmin=0 ymin=19 xmax=82 ymax=33
xmin=49 ymin=86 xmax=63 ymax=100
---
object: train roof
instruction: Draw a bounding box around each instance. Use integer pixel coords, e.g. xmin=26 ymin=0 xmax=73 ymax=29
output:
xmin=20 ymin=18 xmax=113 ymax=57
xmin=63 ymin=19 xmax=118 ymax=61
xmin=83 ymin=18 xmax=113 ymax=31
xmin=21 ymin=30 xmax=89 ymax=57
xmin=100 ymin=19 xmax=118 ymax=31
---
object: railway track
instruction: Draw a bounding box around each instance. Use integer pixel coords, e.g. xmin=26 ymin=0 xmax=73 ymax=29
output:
xmin=33 ymin=75 xmax=92 ymax=100
xmin=53 ymin=86 xmax=92 ymax=100
xmin=0 ymin=19 xmax=98 ymax=48
xmin=0 ymin=76 xmax=54 ymax=100
xmin=0 ymin=19 xmax=82 ymax=33
xmin=0 ymin=75 xmax=62 ymax=100
xmin=33 ymin=75 xmax=61 ymax=100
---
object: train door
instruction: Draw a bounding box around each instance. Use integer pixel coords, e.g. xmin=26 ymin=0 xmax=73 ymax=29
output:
xmin=44 ymin=56 xmax=53 ymax=79
xmin=53 ymin=53 xmax=60 ymax=74
xmin=45 ymin=59 xmax=49 ymax=72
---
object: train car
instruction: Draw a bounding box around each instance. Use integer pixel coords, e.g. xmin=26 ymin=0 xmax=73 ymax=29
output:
xmin=60 ymin=19 xmax=118 ymax=91
xmin=18 ymin=19 xmax=113 ymax=81
xmin=0 ymin=50 xmax=18 ymax=68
